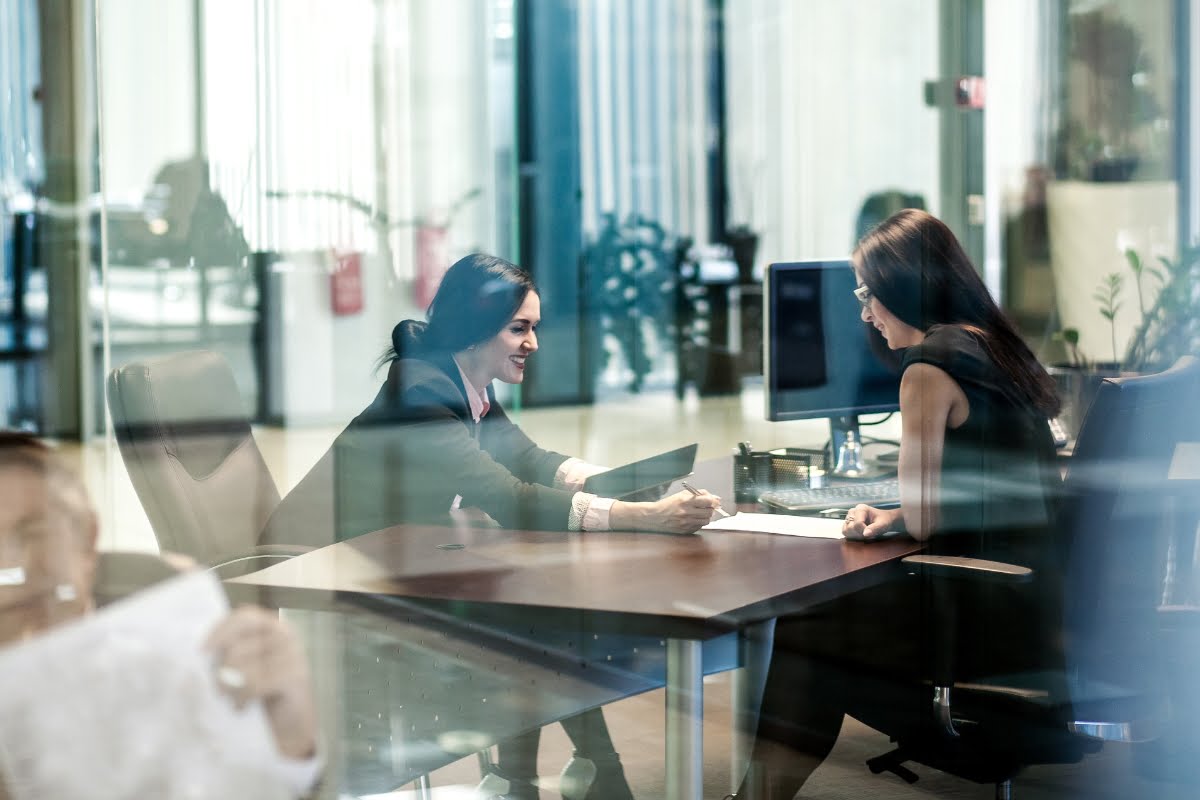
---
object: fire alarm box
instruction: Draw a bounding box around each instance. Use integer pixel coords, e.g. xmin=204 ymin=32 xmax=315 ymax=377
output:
xmin=923 ymin=76 xmax=986 ymax=110
xmin=955 ymin=76 xmax=986 ymax=109
xmin=331 ymin=250 xmax=364 ymax=315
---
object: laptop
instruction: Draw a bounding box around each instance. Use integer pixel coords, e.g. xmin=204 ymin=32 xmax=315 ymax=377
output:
xmin=582 ymin=443 xmax=699 ymax=501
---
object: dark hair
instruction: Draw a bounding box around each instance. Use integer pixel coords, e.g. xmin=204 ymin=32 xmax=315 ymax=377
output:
xmin=853 ymin=209 xmax=1060 ymax=417
xmin=0 ymin=429 xmax=51 ymax=456
xmin=382 ymin=254 xmax=538 ymax=363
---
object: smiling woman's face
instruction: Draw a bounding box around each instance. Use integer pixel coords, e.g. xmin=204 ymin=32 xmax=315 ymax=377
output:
xmin=470 ymin=291 xmax=541 ymax=384
xmin=853 ymin=268 xmax=924 ymax=350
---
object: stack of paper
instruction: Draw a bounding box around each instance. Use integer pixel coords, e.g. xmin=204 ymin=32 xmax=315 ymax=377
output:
xmin=702 ymin=512 xmax=845 ymax=538
xmin=0 ymin=572 xmax=291 ymax=800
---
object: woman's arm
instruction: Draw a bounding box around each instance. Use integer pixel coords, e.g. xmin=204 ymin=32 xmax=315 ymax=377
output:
xmin=481 ymin=402 xmax=570 ymax=485
xmin=608 ymin=491 xmax=720 ymax=534
xmin=895 ymin=362 xmax=969 ymax=541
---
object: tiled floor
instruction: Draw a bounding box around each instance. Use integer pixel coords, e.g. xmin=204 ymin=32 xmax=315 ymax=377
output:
xmin=365 ymin=684 xmax=1197 ymax=800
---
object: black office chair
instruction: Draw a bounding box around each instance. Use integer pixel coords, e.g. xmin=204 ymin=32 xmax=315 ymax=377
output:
xmin=107 ymin=350 xmax=310 ymax=577
xmin=858 ymin=355 xmax=1200 ymax=799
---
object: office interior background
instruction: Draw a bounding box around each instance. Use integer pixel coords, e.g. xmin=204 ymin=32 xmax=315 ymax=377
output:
xmin=2 ymin=0 xmax=1200 ymax=797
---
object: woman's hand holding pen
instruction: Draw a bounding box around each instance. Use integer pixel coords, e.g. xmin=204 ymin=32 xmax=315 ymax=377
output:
xmin=654 ymin=490 xmax=724 ymax=533
xmin=610 ymin=489 xmax=721 ymax=534
xmin=681 ymin=481 xmax=731 ymax=518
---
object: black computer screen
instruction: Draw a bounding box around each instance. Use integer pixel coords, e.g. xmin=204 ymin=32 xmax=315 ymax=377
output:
xmin=765 ymin=260 xmax=901 ymax=422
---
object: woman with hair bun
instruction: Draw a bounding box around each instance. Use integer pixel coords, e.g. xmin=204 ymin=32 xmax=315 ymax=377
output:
xmin=266 ymin=252 xmax=718 ymax=800
xmin=307 ymin=252 xmax=717 ymax=538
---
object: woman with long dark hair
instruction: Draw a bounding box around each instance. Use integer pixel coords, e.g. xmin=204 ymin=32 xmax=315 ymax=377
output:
xmin=266 ymin=253 xmax=718 ymax=799
xmin=732 ymin=209 xmax=1063 ymax=799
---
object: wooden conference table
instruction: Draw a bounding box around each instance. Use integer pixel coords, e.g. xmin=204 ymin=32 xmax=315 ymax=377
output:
xmin=228 ymin=457 xmax=920 ymax=800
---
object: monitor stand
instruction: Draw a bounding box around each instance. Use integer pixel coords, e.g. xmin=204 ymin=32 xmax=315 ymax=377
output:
xmin=828 ymin=415 xmax=893 ymax=480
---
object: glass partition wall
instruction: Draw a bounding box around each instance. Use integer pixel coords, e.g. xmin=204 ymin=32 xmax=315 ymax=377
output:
xmin=99 ymin=0 xmax=514 ymax=429
xmin=0 ymin=0 xmax=1195 ymax=798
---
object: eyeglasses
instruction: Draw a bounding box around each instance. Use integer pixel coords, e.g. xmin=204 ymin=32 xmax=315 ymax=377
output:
xmin=853 ymin=284 xmax=873 ymax=309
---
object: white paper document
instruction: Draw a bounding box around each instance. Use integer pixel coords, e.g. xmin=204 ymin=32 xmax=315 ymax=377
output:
xmin=0 ymin=571 xmax=291 ymax=800
xmin=702 ymin=512 xmax=846 ymax=538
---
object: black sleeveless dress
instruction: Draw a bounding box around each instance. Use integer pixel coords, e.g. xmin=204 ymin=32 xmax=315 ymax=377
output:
xmin=754 ymin=325 xmax=1064 ymax=761
xmin=903 ymin=324 xmax=1059 ymax=562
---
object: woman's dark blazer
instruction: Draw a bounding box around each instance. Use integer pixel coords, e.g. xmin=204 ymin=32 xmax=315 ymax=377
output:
xmin=260 ymin=352 xmax=577 ymax=547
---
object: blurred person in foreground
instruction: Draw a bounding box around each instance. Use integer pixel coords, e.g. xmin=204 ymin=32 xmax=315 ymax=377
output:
xmin=0 ymin=431 xmax=320 ymax=799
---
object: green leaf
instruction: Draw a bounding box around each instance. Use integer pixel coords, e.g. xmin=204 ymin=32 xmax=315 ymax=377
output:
xmin=1059 ymin=328 xmax=1080 ymax=346
xmin=1125 ymin=248 xmax=1143 ymax=274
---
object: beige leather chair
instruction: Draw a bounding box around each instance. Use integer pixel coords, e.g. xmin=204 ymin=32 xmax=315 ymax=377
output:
xmin=94 ymin=551 xmax=184 ymax=608
xmin=106 ymin=350 xmax=308 ymax=577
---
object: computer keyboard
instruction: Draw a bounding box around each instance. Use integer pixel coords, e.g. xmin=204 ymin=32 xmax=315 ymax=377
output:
xmin=758 ymin=478 xmax=901 ymax=513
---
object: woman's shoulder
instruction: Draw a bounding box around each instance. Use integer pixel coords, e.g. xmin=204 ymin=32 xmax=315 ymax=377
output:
xmin=356 ymin=356 xmax=466 ymax=423
xmin=397 ymin=357 xmax=464 ymax=401
xmin=922 ymin=324 xmax=985 ymax=351
xmin=395 ymin=355 xmax=452 ymax=385
xmin=903 ymin=325 xmax=983 ymax=365
xmin=901 ymin=325 xmax=994 ymax=384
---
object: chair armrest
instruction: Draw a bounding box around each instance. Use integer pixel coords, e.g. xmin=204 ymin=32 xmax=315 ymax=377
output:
xmin=901 ymin=554 xmax=1033 ymax=584
xmin=210 ymin=544 xmax=313 ymax=579
xmin=95 ymin=551 xmax=185 ymax=606
xmin=902 ymin=554 xmax=1035 ymax=734
xmin=898 ymin=554 xmax=1037 ymax=737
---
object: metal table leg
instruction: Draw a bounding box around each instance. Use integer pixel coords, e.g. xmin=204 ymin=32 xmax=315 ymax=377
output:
xmin=731 ymin=619 xmax=776 ymax=792
xmin=666 ymin=638 xmax=703 ymax=800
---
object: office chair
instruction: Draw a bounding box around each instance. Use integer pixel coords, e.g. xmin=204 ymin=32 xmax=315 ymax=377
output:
xmin=107 ymin=350 xmax=309 ymax=578
xmin=855 ymin=355 xmax=1200 ymax=799
xmin=93 ymin=551 xmax=186 ymax=608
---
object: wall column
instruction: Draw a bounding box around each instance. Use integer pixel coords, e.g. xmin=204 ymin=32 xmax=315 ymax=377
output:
xmin=37 ymin=0 xmax=93 ymax=438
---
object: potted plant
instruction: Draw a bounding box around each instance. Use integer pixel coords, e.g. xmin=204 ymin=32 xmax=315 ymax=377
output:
xmin=1121 ymin=244 xmax=1200 ymax=373
xmin=1045 ymin=2 xmax=1177 ymax=364
xmin=1057 ymin=7 xmax=1162 ymax=183
xmin=1050 ymin=243 xmax=1200 ymax=436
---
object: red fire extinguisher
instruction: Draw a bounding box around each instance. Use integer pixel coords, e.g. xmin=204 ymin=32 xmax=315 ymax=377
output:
xmin=330 ymin=250 xmax=364 ymax=315
xmin=413 ymin=224 xmax=449 ymax=310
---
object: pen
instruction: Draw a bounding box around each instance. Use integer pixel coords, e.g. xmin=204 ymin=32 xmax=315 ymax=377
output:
xmin=681 ymin=481 xmax=731 ymax=518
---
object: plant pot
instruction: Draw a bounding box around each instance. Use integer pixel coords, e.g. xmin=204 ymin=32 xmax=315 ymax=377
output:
xmin=1088 ymin=156 xmax=1140 ymax=182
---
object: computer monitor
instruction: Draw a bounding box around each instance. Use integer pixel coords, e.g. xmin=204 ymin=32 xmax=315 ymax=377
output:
xmin=764 ymin=259 xmax=901 ymax=465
